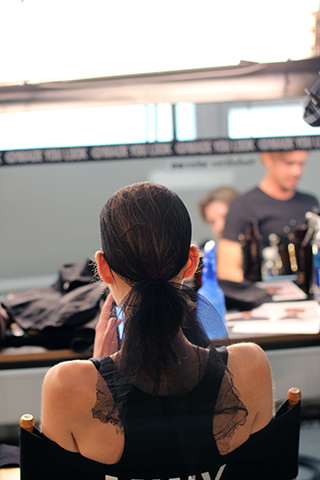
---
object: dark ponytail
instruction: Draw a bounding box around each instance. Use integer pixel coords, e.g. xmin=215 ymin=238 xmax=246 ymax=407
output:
xmin=99 ymin=182 xmax=194 ymax=388
xmin=122 ymin=279 xmax=192 ymax=381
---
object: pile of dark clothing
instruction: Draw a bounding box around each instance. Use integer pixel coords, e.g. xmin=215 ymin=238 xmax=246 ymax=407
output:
xmin=0 ymin=259 xmax=106 ymax=353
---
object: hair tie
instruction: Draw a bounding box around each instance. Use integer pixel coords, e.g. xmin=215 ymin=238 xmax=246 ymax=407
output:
xmin=150 ymin=278 xmax=167 ymax=287
xmin=132 ymin=277 xmax=171 ymax=295
xmin=134 ymin=277 xmax=169 ymax=292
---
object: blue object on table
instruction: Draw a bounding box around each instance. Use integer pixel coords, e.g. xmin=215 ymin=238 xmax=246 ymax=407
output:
xmin=197 ymin=240 xmax=227 ymax=339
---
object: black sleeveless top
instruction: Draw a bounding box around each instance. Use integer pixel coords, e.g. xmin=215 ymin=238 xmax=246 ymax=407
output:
xmin=89 ymin=346 xmax=232 ymax=479
xmin=20 ymin=343 xmax=300 ymax=480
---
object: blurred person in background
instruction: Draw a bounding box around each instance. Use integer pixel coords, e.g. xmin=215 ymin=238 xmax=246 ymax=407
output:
xmin=217 ymin=150 xmax=319 ymax=282
xmin=198 ymin=186 xmax=240 ymax=240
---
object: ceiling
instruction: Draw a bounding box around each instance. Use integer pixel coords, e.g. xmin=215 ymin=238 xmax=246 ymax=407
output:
xmin=0 ymin=56 xmax=319 ymax=112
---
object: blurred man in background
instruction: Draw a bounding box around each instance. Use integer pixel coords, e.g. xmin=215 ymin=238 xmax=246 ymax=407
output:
xmin=217 ymin=150 xmax=319 ymax=282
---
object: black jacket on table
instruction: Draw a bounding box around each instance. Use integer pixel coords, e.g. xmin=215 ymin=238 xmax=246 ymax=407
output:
xmin=1 ymin=259 xmax=105 ymax=351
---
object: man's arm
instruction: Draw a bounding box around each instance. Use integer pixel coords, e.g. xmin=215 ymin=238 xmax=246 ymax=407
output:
xmin=217 ymin=238 xmax=244 ymax=282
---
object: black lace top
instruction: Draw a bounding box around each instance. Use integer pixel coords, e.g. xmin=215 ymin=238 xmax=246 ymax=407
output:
xmin=89 ymin=344 xmax=248 ymax=479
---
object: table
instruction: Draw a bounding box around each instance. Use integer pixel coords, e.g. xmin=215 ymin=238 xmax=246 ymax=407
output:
xmin=229 ymin=330 xmax=320 ymax=350
xmin=0 ymin=347 xmax=90 ymax=370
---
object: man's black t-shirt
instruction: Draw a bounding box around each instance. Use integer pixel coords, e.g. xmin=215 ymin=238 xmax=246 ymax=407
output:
xmin=222 ymin=187 xmax=319 ymax=248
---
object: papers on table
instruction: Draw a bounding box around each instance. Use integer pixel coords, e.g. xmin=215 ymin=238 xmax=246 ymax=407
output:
xmin=256 ymin=280 xmax=307 ymax=301
xmin=226 ymin=300 xmax=320 ymax=335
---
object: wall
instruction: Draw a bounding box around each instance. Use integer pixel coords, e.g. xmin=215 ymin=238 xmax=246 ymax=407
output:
xmin=0 ymin=99 xmax=319 ymax=286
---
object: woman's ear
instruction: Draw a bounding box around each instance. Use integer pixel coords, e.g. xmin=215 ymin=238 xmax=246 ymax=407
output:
xmin=95 ymin=251 xmax=114 ymax=285
xmin=183 ymin=245 xmax=200 ymax=279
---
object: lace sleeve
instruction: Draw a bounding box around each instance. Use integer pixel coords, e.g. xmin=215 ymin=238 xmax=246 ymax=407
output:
xmin=213 ymin=369 xmax=248 ymax=455
xmin=90 ymin=357 xmax=132 ymax=433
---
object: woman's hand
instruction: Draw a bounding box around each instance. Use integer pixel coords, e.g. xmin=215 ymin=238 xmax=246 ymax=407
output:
xmin=93 ymin=293 xmax=121 ymax=358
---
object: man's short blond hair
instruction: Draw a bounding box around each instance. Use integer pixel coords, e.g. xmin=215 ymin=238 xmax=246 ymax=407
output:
xmin=260 ymin=150 xmax=308 ymax=165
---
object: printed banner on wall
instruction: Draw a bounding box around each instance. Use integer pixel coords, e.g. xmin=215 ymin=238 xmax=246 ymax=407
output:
xmin=1 ymin=135 xmax=320 ymax=166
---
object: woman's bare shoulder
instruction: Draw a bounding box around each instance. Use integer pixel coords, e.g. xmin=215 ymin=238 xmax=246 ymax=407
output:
xmin=226 ymin=342 xmax=274 ymax=432
xmin=227 ymin=342 xmax=270 ymax=374
xmin=41 ymin=360 xmax=99 ymax=438
xmin=227 ymin=341 xmax=266 ymax=355
xmin=44 ymin=358 xmax=95 ymax=381
xmin=42 ymin=360 xmax=97 ymax=406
